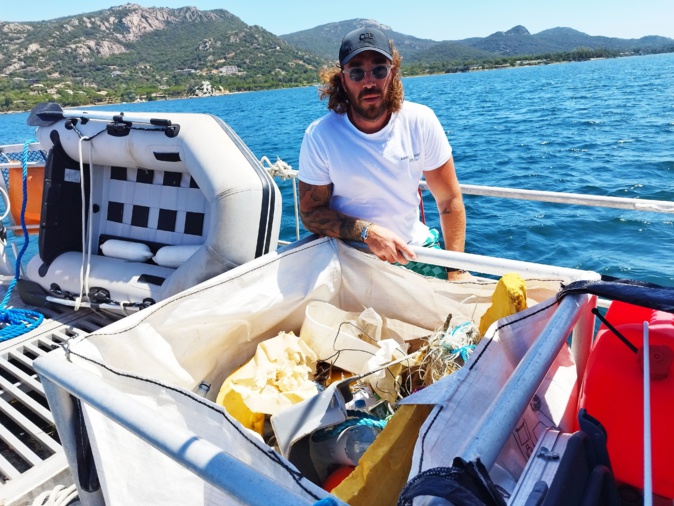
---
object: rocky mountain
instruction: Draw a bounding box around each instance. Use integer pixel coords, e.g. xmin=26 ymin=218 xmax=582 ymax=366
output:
xmin=279 ymin=19 xmax=439 ymax=61
xmin=454 ymin=25 xmax=674 ymax=56
xmin=1 ymin=5 xmax=673 ymax=112
xmin=0 ymin=3 xmax=327 ymax=109
xmin=283 ymin=21 xmax=674 ymax=62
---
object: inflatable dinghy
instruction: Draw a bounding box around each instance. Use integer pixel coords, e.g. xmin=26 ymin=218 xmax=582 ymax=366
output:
xmin=19 ymin=104 xmax=281 ymax=312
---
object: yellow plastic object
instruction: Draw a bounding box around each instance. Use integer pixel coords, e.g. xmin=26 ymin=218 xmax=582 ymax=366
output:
xmin=331 ymin=403 xmax=433 ymax=506
xmin=478 ymin=272 xmax=528 ymax=336
xmin=216 ymin=331 xmax=318 ymax=435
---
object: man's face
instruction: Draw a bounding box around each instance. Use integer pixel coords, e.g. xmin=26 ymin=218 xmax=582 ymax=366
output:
xmin=339 ymin=51 xmax=394 ymax=124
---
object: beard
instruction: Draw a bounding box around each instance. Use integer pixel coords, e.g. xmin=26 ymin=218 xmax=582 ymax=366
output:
xmin=346 ymin=84 xmax=390 ymax=122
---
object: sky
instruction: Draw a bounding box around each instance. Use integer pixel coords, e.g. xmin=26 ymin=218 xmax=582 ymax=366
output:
xmin=1 ymin=0 xmax=673 ymax=41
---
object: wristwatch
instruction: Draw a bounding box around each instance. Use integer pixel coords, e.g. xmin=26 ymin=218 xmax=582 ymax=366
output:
xmin=360 ymin=223 xmax=374 ymax=242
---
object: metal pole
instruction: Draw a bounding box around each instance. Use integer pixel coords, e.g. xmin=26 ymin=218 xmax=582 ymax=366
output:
xmin=420 ymin=181 xmax=674 ymax=214
xmin=643 ymin=322 xmax=653 ymax=506
xmin=34 ymin=356 xmax=341 ymax=506
xmin=408 ymin=245 xmax=600 ymax=282
xmin=59 ymin=109 xmax=176 ymax=125
xmin=458 ymin=293 xmax=593 ymax=468
xmin=348 ymin=240 xmax=600 ymax=283
xmin=570 ymin=295 xmax=597 ymax=381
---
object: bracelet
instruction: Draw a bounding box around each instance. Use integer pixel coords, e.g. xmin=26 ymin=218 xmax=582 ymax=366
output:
xmin=360 ymin=222 xmax=374 ymax=242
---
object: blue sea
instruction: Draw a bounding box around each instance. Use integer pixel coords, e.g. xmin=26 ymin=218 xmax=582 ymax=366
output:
xmin=1 ymin=53 xmax=673 ymax=286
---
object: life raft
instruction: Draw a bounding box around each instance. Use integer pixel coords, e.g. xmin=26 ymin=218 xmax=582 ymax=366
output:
xmin=19 ymin=106 xmax=282 ymax=311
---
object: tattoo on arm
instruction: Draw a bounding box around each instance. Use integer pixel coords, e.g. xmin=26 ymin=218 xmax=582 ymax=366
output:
xmin=299 ymin=182 xmax=368 ymax=241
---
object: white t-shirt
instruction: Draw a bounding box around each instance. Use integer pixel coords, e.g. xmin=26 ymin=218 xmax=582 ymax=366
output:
xmin=298 ymin=101 xmax=452 ymax=244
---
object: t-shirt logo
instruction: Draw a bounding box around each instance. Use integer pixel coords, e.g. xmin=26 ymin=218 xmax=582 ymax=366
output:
xmin=400 ymin=153 xmax=420 ymax=162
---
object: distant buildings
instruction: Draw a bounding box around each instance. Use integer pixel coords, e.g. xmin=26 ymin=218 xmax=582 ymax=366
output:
xmin=218 ymin=65 xmax=240 ymax=75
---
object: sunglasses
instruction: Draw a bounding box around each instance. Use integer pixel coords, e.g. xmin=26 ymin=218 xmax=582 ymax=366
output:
xmin=341 ymin=65 xmax=393 ymax=83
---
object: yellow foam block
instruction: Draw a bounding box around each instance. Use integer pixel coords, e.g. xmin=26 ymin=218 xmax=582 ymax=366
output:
xmin=478 ymin=272 xmax=528 ymax=336
xmin=216 ymin=331 xmax=317 ymax=435
xmin=216 ymin=372 xmax=266 ymax=436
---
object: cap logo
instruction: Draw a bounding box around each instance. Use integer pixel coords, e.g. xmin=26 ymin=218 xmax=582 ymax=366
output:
xmin=339 ymin=28 xmax=391 ymax=65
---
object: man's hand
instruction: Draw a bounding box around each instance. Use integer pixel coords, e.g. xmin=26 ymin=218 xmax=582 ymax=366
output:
xmin=364 ymin=224 xmax=416 ymax=264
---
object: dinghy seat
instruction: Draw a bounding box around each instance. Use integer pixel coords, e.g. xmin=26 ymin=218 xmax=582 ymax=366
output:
xmin=20 ymin=109 xmax=282 ymax=311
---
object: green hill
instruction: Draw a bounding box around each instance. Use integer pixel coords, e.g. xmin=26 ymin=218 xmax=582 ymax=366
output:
xmin=1 ymin=5 xmax=673 ymax=112
xmin=0 ymin=4 xmax=327 ymax=111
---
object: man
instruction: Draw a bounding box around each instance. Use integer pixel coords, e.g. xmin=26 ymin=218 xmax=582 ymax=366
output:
xmin=298 ymin=27 xmax=466 ymax=279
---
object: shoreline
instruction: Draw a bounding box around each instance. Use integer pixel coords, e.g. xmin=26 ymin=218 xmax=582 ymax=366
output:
xmin=0 ymin=89 xmax=252 ymax=116
xmin=0 ymin=52 xmax=667 ymax=116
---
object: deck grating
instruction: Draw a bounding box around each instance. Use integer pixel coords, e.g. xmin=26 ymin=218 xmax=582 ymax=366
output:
xmin=0 ymin=287 xmax=120 ymax=498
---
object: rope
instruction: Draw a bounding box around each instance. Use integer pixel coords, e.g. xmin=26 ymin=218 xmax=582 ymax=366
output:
xmin=260 ymin=156 xmax=301 ymax=240
xmin=0 ymin=139 xmax=44 ymax=342
xmin=75 ymin=135 xmax=93 ymax=311
xmin=260 ymin=156 xmax=295 ymax=180
xmin=31 ymin=483 xmax=78 ymax=506
xmin=442 ymin=321 xmax=478 ymax=362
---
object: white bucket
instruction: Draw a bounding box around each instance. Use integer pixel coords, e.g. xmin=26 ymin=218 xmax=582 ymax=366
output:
xmin=299 ymin=300 xmax=381 ymax=374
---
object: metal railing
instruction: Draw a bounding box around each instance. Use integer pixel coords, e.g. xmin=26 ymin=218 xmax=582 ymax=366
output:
xmin=274 ymin=166 xmax=674 ymax=245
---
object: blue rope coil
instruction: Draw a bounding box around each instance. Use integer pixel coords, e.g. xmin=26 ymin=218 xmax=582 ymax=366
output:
xmin=0 ymin=139 xmax=44 ymax=342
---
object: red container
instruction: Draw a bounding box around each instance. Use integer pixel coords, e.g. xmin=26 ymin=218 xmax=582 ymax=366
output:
xmin=578 ymin=301 xmax=674 ymax=498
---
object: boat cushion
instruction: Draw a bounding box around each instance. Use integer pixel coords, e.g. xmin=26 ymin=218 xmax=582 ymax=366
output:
xmin=102 ymin=167 xmax=208 ymax=246
xmin=152 ymin=245 xmax=201 ymax=268
xmin=101 ymin=239 xmax=153 ymax=262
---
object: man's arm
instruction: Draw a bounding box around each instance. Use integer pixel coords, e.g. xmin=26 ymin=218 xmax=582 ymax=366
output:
xmin=298 ymin=181 xmax=365 ymax=240
xmin=299 ymin=181 xmax=415 ymax=264
xmin=424 ymin=156 xmax=466 ymax=278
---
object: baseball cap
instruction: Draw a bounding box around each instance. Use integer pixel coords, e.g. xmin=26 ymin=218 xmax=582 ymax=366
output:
xmin=339 ymin=28 xmax=392 ymax=66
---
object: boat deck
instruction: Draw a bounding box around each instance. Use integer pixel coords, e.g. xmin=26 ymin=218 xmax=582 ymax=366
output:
xmin=0 ymin=278 xmax=119 ymax=505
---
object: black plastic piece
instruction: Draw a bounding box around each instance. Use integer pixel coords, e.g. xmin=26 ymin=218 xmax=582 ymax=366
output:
xmin=73 ymin=397 xmax=101 ymax=493
xmin=559 ymin=278 xmax=674 ymax=314
xmin=106 ymin=122 xmax=131 ymax=137
xmin=27 ymin=102 xmax=64 ymax=126
xmin=526 ymin=410 xmax=620 ymax=506
xmin=165 ymin=124 xmax=180 ymax=138
xmin=88 ymin=287 xmax=111 ymax=304
xmin=150 ymin=118 xmax=172 ymax=127
xmin=16 ymin=279 xmax=50 ymax=307
xmin=154 ymin=152 xmax=181 ymax=162
xmin=397 ymin=458 xmax=507 ymax=506
xmin=39 ymin=132 xmax=88 ymax=266
xmin=138 ymin=274 xmax=166 ymax=286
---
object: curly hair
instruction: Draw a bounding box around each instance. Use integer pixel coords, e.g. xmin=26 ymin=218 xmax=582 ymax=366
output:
xmin=318 ymin=46 xmax=404 ymax=115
